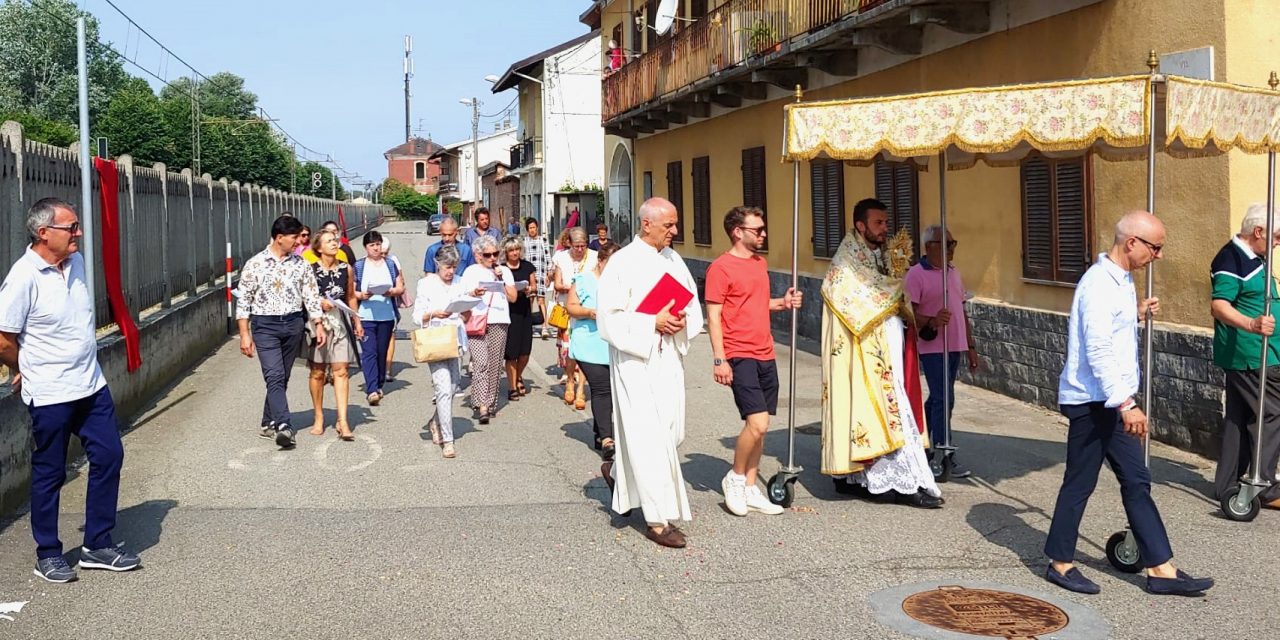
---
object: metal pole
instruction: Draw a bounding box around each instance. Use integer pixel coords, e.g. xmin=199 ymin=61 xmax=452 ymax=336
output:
xmin=76 ymin=17 xmax=97 ymax=313
xmin=938 ymin=150 xmax=950 ymax=451
xmin=472 ymin=98 xmax=481 ymax=226
xmin=1252 ymin=150 xmax=1277 ymax=486
xmin=404 ymin=35 xmax=413 ymax=144
xmin=786 ymin=158 xmax=800 ymax=472
xmin=1142 ymin=52 xmax=1159 ymax=465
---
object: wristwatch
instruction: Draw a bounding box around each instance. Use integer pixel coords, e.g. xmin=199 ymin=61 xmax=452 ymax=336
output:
xmin=713 ymin=358 xmax=725 ymax=366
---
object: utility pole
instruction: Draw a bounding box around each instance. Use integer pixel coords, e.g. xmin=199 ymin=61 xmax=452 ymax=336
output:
xmin=469 ymin=98 xmax=480 ymax=225
xmin=290 ymin=144 xmax=296 ymax=193
xmin=404 ymin=35 xmax=413 ymax=144
xmin=75 ymin=17 xmax=96 ymax=310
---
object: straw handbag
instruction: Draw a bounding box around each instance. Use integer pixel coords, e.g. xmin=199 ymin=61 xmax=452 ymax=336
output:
xmin=411 ymin=325 xmax=459 ymax=363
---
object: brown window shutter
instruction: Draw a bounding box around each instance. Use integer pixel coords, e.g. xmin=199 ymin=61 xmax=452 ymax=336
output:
xmin=1054 ymin=160 xmax=1090 ymax=283
xmin=873 ymin=158 xmax=919 ymax=258
xmin=667 ymin=160 xmax=684 ymax=243
xmin=692 ymin=156 xmax=711 ymax=245
xmin=811 ymin=159 xmax=844 ymax=258
xmin=742 ymin=146 xmax=768 ymax=251
xmin=1021 ymin=157 xmax=1055 ymax=280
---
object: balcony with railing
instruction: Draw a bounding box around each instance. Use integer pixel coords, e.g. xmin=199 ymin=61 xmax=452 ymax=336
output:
xmin=509 ymin=137 xmax=544 ymax=172
xmin=601 ymin=0 xmax=999 ymax=134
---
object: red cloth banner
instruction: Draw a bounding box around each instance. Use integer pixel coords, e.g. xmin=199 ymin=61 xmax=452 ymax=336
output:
xmin=92 ymin=157 xmax=143 ymax=373
xmin=903 ymin=325 xmax=925 ymax=436
xmin=336 ymin=205 xmax=349 ymax=243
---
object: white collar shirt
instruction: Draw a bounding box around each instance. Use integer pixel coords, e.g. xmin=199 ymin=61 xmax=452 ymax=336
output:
xmin=0 ymin=247 xmax=106 ymax=406
xmin=1058 ymin=253 xmax=1139 ymax=408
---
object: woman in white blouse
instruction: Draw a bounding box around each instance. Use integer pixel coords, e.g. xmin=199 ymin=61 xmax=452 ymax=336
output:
xmin=459 ymin=235 xmax=517 ymax=424
xmin=414 ymin=245 xmax=468 ymax=458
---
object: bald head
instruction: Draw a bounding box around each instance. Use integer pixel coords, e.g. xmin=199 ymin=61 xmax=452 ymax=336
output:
xmin=1113 ymin=210 xmax=1163 ymax=246
xmin=638 ymin=197 xmax=680 ymax=249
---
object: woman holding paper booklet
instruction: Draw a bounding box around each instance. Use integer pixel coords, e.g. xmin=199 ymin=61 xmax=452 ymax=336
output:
xmin=502 ymin=237 xmax=538 ymax=402
xmin=306 ymin=229 xmax=364 ymax=441
xmin=355 ymin=230 xmax=406 ymax=407
xmin=415 ymin=245 xmax=470 ymax=458
xmin=552 ymin=228 xmax=597 ymax=410
xmin=460 ymin=235 xmax=517 ymax=424
xmin=567 ymin=242 xmax=620 ymax=460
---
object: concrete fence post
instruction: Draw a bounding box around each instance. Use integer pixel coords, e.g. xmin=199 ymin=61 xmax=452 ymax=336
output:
xmin=180 ymin=169 xmax=197 ymax=297
xmin=117 ymin=155 xmax=141 ymax=325
xmin=155 ymin=163 xmax=171 ymax=308
xmin=0 ymin=121 xmax=24 ymax=275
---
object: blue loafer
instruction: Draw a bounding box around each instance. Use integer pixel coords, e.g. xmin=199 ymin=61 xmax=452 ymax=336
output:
xmin=1147 ymin=569 xmax=1214 ymax=596
xmin=1045 ymin=565 xmax=1101 ymax=594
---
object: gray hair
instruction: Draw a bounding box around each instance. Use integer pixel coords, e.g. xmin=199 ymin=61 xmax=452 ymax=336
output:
xmin=502 ymin=235 xmax=523 ymax=256
xmin=27 ymin=197 xmax=73 ymax=240
xmin=471 ymin=234 xmax=499 ymax=256
xmin=638 ymin=197 xmax=673 ymax=222
xmin=435 ymin=245 xmax=461 ymax=269
xmin=922 ymin=224 xmax=944 ymax=243
xmin=567 ymin=227 xmax=588 ymax=244
xmin=439 ymin=217 xmax=459 ymax=231
xmin=1241 ymin=202 xmax=1269 ymax=236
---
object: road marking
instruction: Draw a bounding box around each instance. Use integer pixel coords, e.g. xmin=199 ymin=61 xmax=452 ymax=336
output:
xmin=315 ymin=434 xmax=382 ymax=472
xmin=0 ymin=600 xmax=27 ymax=622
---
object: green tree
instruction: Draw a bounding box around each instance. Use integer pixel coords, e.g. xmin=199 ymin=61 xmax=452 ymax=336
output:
xmin=296 ymin=160 xmax=346 ymax=200
xmin=94 ymin=77 xmax=167 ymax=163
xmin=0 ymin=110 xmax=76 ymax=146
xmin=0 ymin=0 xmax=128 ymax=125
xmin=380 ymin=178 xmax=438 ymax=218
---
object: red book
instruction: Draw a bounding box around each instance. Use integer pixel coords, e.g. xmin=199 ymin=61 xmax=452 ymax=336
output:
xmin=636 ymin=273 xmax=694 ymax=315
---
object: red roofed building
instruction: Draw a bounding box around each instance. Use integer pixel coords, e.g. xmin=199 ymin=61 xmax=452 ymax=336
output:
xmin=384 ymin=137 xmax=444 ymax=194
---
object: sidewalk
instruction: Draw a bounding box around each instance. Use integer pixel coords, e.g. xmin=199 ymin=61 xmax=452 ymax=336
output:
xmin=0 ymin=222 xmax=1274 ymax=638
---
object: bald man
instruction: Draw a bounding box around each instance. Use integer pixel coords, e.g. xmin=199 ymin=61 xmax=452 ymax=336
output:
xmin=423 ymin=217 xmax=474 ymax=274
xmin=597 ymin=198 xmax=704 ymax=548
xmin=1046 ymin=210 xmax=1213 ymax=596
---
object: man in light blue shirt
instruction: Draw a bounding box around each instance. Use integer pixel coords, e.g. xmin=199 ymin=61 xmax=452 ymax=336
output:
xmin=1045 ymin=210 xmax=1213 ymax=597
xmin=463 ymin=208 xmax=503 ymax=246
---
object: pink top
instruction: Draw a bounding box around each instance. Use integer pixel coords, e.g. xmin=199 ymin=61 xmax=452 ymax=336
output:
xmin=904 ymin=259 xmax=968 ymax=355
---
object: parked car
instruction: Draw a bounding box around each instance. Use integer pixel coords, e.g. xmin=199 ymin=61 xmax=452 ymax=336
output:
xmin=428 ymin=213 xmax=445 ymax=234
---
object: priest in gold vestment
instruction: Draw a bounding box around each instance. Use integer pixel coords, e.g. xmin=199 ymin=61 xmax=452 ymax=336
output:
xmin=820 ymin=199 xmax=942 ymax=509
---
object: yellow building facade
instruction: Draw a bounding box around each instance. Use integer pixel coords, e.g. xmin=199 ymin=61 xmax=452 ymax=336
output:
xmin=586 ymin=0 xmax=1280 ymax=454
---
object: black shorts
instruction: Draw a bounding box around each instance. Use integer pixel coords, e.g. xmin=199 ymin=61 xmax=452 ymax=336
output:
xmin=729 ymin=357 xmax=779 ymax=419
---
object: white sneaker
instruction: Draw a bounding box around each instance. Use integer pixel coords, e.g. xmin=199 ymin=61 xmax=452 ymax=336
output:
xmin=722 ymin=472 xmax=749 ymax=516
xmin=746 ymin=485 xmax=785 ymax=515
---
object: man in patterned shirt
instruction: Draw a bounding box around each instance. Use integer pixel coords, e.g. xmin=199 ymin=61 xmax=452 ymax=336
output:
xmin=522 ymin=217 xmax=553 ymax=339
xmin=236 ymin=215 xmax=326 ymax=448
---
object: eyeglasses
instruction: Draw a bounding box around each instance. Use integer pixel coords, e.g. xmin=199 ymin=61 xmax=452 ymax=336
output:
xmin=1134 ymin=236 xmax=1163 ymax=254
xmin=570 ymin=243 xmax=588 ymax=249
xmin=927 ymin=240 xmax=958 ymax=249
xmin=46 ymin=222 xmax=80 ymax=234
xmin=480 ymin=251 xmax=500 ymax=258
xmin=738 ymin=225 xmax=767 ymax=235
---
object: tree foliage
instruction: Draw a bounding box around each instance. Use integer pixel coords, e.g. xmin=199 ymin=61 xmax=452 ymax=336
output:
xmin=0 ymin=1 xmax=341 ymax=198
xmin=381 ymin=178 xmax=438 ymax=218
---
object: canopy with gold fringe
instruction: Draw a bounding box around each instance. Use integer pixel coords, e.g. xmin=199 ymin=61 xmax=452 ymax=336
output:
xmin=782 ymin=74 xmax=1280 ymax=167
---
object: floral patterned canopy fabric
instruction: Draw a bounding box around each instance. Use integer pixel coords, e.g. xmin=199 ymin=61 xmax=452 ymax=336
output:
xmin=782 ymin=75 xmax=1280 ymax=167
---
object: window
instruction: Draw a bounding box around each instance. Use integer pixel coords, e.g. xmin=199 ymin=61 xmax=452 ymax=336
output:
xmin=692 ymin=156 xmax=711 ymax=245
xmin=1021 ymin=155 xmax=1091 ymax=284
xmin=643 ymin=171 xmax=653 ymax=200
xmin=414 ymin=161 xmax=425 ymax=181
xmin=691 ymin=0 xmax=708 ymax=19
xmin=811 ymin=159 xmax=845 ymax=258
xmin=667 ymin=160 xmax=685 ymax=243
xmin=874 ymin=158 xmax=919 ymax=258
xmin=741 ymin=146 xmax=768 ymax=251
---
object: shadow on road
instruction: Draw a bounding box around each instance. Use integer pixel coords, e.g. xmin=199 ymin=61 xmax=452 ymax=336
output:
xmin=73 ymin=498 xmax=178 ymax=556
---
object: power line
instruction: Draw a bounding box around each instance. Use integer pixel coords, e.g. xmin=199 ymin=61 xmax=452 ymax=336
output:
xmin=18 ymin=0 xmax=351 ymax=181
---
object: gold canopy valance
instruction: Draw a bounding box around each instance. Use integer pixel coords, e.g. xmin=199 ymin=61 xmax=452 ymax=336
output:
xmin=782 ymin=75 xmax=1280 ymax=167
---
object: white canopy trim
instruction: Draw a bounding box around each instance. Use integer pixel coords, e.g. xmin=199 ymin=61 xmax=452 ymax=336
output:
xmin=1165 ymin=76 xmax=1280 ymax=156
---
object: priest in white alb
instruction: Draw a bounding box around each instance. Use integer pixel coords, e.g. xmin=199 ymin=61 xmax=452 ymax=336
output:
xmin=597 ymin=197 xmax=705 ymax=549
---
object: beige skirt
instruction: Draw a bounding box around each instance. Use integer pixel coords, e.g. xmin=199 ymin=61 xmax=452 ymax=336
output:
xmin=308 ymin=311 xmax=357 ymax=364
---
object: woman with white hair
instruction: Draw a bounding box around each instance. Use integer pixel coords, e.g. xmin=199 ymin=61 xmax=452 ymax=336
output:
xmin=460 ymin=235 xmax=517 ymax=424
xmin=551 ymin=227 xmax=597 ymax=410
xmin=415 ymin=245 xmax=468 ymax=458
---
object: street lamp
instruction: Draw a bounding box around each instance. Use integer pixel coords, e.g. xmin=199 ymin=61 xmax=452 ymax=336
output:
xmin=460 ymin=96 xmax=481 ymax=225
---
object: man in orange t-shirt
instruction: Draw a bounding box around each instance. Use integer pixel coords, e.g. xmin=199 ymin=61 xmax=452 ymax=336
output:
xmin=706 ymin=206 xmax=802 ymax=517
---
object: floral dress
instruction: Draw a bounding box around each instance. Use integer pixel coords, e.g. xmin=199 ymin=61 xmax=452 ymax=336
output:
xmin=308 ymin=261 xmax=358 ymax=364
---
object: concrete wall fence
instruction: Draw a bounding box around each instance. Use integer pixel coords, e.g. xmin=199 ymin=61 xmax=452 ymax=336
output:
xmin=0 ymin=120 xmax=390 ymax=516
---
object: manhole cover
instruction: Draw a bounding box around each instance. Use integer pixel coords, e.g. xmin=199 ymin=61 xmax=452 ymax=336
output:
xmin=902 ymin=586 xmax=1067 ymax=638
xmin=868 ymin=580 xmax=1108 ymax=639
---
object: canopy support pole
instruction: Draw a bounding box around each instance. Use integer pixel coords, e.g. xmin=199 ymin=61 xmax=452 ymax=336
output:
xmin=1141 ymin=56 xmax=1159 ymax=466
xmin=1249 ymin=150 xmax=1277 ymax=488
xmin=785 ymin=158 xmax=801 ymax=474
xmin=938 ymin=151 xmax=952 ymax=456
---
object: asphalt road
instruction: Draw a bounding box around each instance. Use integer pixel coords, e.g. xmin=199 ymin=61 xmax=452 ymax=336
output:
xmin=0 ymin=220 xmax=1276 ymax=639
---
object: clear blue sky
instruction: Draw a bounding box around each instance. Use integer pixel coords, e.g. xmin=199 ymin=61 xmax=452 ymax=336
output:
xmin=86 ymin=0 xmax=595 ymax=189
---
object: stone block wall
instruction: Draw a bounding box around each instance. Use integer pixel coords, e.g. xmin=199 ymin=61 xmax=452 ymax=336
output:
xmin=685 ymin=256 xmax=1226 ymax=458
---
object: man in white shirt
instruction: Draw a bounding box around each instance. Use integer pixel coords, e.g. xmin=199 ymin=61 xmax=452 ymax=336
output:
xmin=0 ymin=198 xmax=140 ymax=583
xmin=1045 ymin=210 xmax=1213 ymax=597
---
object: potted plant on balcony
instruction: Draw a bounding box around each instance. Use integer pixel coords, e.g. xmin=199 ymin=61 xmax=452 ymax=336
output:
xmin=743 ymin=19 xmax=778 ymax=56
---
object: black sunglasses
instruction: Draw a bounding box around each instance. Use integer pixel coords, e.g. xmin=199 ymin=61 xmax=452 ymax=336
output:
xmin=46 ymin=222 xmax=81 ymax=234
xmin=480 ymin=251 xmax=500 ymax=258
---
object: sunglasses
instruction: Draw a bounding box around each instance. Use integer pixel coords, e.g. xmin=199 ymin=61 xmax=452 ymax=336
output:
xmin=738 ymin=225 xmax=767 ymax=235
xmin=480 ymin=251 xmax=500 ymax=258
xmin=46 ymin=222 xmax=81 ymax=234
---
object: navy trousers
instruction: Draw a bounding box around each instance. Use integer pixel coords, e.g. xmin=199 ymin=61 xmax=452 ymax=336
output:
xmin=920 ymin=351 xmax=963 ymax=452
xmin=251 ymin=312 xmax=305 ymax=428
xmin=1044 ymin=402 xmax=1174 ymax=567
xmin=359 ymin=320 xmax=394 ymax=395
xmin=28 ymin=386 xmax=124 ymax=559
